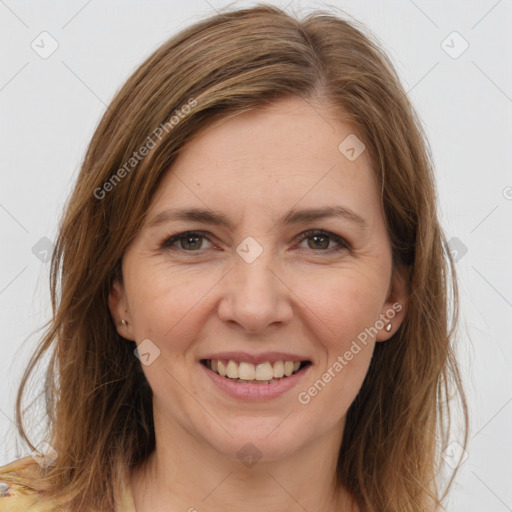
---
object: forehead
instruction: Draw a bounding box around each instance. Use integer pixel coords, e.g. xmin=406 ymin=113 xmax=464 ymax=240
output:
xmin=148 ymin=97 xmax=380 ymax=222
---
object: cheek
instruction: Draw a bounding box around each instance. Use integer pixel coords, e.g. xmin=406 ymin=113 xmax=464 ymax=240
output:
xmin=127 ymin=264 xmax=216 ymax=351
xmin=290 ymin=267 xmax=385 ymax=403
xmin=293 ymin=280 xmax=379 ymax=424
xmin=296 ymin=267 xmax=386 ymax=344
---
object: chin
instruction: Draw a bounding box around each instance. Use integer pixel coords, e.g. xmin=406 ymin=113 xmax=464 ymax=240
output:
xmin=202 ymin=417 xmax=313 ymax=464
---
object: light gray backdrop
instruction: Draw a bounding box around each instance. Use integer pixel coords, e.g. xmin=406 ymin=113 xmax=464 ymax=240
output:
xmin=1 ymin=1 xmax=511 ymax=510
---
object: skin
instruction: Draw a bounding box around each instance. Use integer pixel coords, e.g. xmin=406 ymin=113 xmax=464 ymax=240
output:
xmin=109 ymin=96 xmax=409 ymax=511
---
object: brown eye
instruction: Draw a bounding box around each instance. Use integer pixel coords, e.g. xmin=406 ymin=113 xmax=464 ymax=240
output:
xmin=297 ymin=230 xmax=349 ymax=252
xmin=307 ymin=233 xmax=330 ymax=250
xmin=180 ymin=234 xmax=203 ymax=250
xmin=161 ymin=231 xmax=213 ymax=251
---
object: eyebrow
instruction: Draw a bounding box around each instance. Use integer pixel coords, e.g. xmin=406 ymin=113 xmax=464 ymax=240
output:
xmin=146 ymin=205 xmax=369 ymax=230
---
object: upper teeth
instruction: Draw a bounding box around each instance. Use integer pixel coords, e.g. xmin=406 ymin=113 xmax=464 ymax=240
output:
xmin=208 ymin=360 xmax=301 ymax=380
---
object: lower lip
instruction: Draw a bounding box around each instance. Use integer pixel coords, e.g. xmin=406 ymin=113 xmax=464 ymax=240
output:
xmin=201 ymin=362 xmax=311 ymax=401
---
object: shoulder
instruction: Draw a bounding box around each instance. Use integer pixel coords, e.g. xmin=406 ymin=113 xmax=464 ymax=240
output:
xmin=0 ymin=457 xmax=53 ymax=512
xmin=0 ymin=457 xmax=135 ymax=512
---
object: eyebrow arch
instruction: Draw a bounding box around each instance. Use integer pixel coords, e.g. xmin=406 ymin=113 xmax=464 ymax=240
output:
xmin=146 ymin=205 xmax=369 ymax=231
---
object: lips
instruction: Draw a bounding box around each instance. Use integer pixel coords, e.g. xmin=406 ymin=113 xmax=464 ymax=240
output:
xmin=200 ymin=357 xmax=312 ymax=400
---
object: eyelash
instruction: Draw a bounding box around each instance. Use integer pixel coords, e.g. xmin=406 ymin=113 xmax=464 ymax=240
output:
xmin=160 ymin=229 xmax=350 ymax=254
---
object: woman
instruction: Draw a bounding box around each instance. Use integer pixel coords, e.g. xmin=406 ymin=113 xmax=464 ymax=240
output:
xmin=0 ymin=4 xmax=468 ymax=511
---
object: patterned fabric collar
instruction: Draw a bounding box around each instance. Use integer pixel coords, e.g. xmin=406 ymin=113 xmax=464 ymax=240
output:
xmin=0 ymin=457 xmax=136 ymax=511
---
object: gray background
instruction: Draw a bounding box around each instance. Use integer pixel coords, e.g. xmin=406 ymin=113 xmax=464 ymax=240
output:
xmin=1 ymin=1 xmax=511 ymax=510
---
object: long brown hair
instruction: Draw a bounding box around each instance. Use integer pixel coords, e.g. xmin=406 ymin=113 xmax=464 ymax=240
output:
xmin=3 ymin=4 xmax=468 ymax=511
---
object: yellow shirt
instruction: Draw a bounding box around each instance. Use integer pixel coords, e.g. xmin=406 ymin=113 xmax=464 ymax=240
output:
xmin=0 ymin=457 xmax=136 ymax=512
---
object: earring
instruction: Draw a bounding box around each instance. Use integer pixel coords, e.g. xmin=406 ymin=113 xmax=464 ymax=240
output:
xmin=385 ymin=323 xmax=392 ymax=332
xmin=121 ymin=319 xmax=128 ymax=327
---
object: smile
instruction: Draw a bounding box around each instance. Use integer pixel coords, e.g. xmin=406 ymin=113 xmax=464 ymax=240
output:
xmin=201 ymin=359 xmax=311 ymax=384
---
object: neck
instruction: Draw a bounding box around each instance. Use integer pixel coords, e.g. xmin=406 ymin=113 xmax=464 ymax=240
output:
xmin=130 ymin=412 xmax=357 ymax=511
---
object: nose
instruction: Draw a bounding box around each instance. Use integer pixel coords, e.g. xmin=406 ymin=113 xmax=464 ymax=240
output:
xmin=217 ymin=252 xmax=293 ymax=334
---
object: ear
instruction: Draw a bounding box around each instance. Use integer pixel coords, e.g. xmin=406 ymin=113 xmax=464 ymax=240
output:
xmin=375 ymin=263 xmax=410 ymax=342
xmin=108 ymin=277 xmax=134 ymax=341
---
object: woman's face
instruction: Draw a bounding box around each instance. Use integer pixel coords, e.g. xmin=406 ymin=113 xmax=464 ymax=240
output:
xmin=109 ymin=96 xmax=408 ymax=462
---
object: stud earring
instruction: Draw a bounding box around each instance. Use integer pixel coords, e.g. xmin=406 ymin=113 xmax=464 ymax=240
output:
xmin=121 ymin=319 xmax=128 ymax=327
xmin=385 ymin=323 xmax=392 ymax=332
